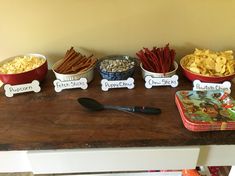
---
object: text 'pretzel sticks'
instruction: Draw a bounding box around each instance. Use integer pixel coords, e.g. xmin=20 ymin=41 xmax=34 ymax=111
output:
xmin=53 ymin=78 xmax=88 ymax=92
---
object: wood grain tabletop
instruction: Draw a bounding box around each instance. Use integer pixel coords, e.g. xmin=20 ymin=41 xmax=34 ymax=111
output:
xmin=0 ymin=70 xmax=235 ymax=151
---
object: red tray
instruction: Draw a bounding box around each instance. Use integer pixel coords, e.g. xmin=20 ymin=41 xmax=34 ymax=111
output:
xmin=175 ymin=90 xmax=235 ymax=132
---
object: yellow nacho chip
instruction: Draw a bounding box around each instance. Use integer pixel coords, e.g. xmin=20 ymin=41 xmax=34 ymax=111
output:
xmin=181 ymin=49 xmax=235 ymax=76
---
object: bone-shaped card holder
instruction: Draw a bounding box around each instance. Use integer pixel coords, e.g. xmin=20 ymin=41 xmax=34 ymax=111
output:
xmin=54 ymin=78 xmax=88 ymax=92
xmin=101 ymin=77 xmax=135 ymax=91
xmin=4 ymin=80 xmax=41 ymax=97
xmin=193 ymin=80 xmax=231 ymax=94
xmin=144 ymin=75 xmax=179 ymax=89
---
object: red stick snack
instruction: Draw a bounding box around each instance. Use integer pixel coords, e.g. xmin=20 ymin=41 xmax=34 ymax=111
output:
xmin=136 ymin=44 xmax=176 ymax=74
xmin=137 ymin=50 xmax=155 ymax=72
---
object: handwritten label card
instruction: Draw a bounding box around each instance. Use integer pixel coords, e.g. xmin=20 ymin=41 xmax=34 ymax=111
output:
xmin=4 ymin=80 xmax=41 ymax=97
xmin=54 ymin=78 xmax=88 ymax=92
xmin=101 ymin=77 xmax=135 ymax=91
xmin=144 ymin=75 xmax=179 ymax=89
xmin=193 ymin=80 xmax=231 ymax=93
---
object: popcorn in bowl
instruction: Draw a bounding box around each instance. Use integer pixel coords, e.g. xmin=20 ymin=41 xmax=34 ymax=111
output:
xmin=0 ymin=55 xmax=45 ymax=74
xmin=0 ymin=54 xmax=48 ymax=85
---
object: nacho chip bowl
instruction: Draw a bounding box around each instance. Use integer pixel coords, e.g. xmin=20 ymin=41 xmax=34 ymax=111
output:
xmin=180 ymin=59 xmax=235 ymax=83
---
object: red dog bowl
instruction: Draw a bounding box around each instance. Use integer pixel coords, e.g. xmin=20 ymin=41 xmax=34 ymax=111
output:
xmin=0 ymin=54 xmax=48 ymax=85
xmin=180 ymin=58 xmax=235 ymax=83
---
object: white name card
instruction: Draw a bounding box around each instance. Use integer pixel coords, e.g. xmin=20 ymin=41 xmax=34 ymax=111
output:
xmin=101 ymin=77 xmax=135 ymax=91
xmin=4 ymin=80 xmax=41 ymax=97
xmin=144 ymin=75 xmax=179 ymax=89
xmin=54 ymin=78 xmax=88 ymax=92
xmin=193 ymin=80 xmax=231 ymax=93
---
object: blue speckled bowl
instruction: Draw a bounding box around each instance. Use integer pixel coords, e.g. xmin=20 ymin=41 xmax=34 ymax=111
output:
xmin=97 ymin=55 xmax=137 ymax=80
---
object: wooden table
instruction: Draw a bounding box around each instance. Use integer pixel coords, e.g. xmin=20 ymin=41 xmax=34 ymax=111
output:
xmin=0 ymin=70 xmax=235 ymax=174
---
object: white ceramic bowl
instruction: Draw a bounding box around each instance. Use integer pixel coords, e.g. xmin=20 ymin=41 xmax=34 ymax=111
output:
xmin=52 ymin=59 xmax=95 ymax=83
xmin=140 ymin=61 xmax=178 ymax=79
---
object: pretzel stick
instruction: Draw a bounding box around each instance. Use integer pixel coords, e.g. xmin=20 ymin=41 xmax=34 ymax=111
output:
xmin=65 ymin=47 xmax=74 ymax=58
xmin=68 ymin=63 xmax=92 ymax=73
xmin=65 ymin=47 xmax=75 ymax=58
xmin=55 ymin=49 xmax=77 ymax=71
xmin=77 ymin=66 xmax=91 ymax=73
xmin=67 ymin=56 xmax=94 ymax=73
xmin=59 ymin=48 xmax=76 ymax=65
xmin=60 ymin=55 xmax=82 ymax=73
xmin=73 ymin=55 xmax=87 ymax=65
xmin=55 ymin=47 xmax=97 ymax=74
xmin=58 ymin=52 xmax=77 ymax=66
xmin=89 ymin=58 xmax=97 ymax=66
xmin=56 ymin=52 xmax=79 ymax=73
xmin=78 ymin=58 xmax=97 ymax=72
xmin=80 ymin=55 xmax=95 ymax=66
xmin=68 ymin=60 xmax=90 ymax=73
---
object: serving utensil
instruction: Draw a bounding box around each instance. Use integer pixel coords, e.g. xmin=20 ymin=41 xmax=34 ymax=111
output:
xmin=77 ymin=97 xmax=161 ymax=115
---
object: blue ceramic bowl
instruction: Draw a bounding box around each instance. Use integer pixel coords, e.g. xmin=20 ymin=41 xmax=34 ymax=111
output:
xmin=97 ymin=55 xmax=137 ymax=80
